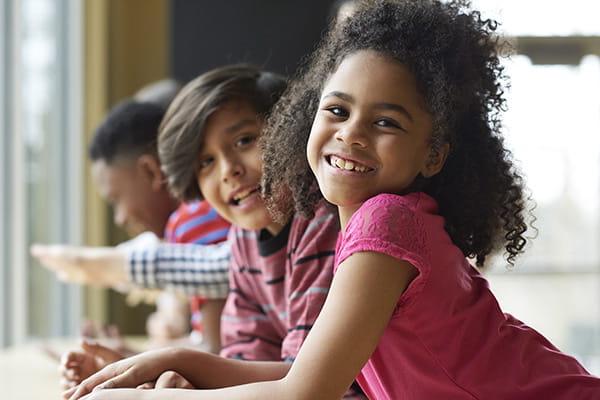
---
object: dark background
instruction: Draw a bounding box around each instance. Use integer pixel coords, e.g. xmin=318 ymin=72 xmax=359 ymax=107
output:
xmin=171 ymin=0 xmax=338 ymax=82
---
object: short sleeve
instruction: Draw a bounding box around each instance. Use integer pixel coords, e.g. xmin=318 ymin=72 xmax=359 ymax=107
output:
xmin=336 ymin=193 xmax=430 ymax=306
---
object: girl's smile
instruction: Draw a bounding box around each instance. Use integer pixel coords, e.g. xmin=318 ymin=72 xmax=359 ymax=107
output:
xmin=327 ymin=154 xmax=375 ymax=173
xmin=307 ymin=50 xmax=448 ymax=228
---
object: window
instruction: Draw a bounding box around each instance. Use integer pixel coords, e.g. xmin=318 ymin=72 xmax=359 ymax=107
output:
xmin=473 ymin=0 xmax=600 ymax=374
xmin=0 ymin=0 xmax=83 ymax=347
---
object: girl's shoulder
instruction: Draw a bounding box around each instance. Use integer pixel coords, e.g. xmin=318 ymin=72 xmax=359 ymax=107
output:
xmin=358 ymin=192 xmax=437 ymax=221
xmin=338 ymin=192 xmax=434 ymax=274
xmin=345 ymin=192 xmax=436 ymax=247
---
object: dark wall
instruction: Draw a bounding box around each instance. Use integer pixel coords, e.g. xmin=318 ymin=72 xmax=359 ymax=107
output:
xmin=170 ymin=0 xmax=337 ymax=82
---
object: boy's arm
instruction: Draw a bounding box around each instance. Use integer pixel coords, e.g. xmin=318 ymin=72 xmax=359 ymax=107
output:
xmin=31 ymin=241 xmax=231 ymax=298
xmin=128 ymin=241 xmax=231 ymax=298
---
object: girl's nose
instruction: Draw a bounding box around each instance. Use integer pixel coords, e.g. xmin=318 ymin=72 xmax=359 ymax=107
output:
xmin=334 ymin=120 xmax=368 ymax=147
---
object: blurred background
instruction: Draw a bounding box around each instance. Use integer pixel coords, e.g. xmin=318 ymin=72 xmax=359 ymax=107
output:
xmin=1 ymin=0 xmax=599 ymax=376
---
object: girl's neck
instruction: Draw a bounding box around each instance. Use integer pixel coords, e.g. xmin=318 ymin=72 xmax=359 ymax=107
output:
xmin=338 ymin=203 xmax=363 ymax=236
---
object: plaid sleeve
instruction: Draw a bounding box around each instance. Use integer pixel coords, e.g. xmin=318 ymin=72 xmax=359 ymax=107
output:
xmin=127 ymin=241 xmax=231 ymax=298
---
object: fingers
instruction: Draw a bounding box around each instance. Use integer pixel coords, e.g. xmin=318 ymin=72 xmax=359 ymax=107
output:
xmin=64 ymin=362 xmax=123 ymax=400
xmin=80 ymin=339 xmax=124 ymax=364
xmin=136 ymin=382 xmax=156 ymax=389
xmin=30 ymin=244 xmax=128 ymax=287
xmin=30 ymin=244 xmax=89 ymax=284
xmin=155 ymin=370 xmax=194 ymax=389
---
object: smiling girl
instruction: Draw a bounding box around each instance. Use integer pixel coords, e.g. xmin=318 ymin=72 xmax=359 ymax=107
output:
xmin=66 ymin=1 xmax=600 ymax=399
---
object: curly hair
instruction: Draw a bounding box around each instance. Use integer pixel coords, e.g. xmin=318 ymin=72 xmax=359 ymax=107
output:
xmin=158 ymin=64 xmax=287 ymax=202
xmin=261 ymin=0 xmax=532 ymax=266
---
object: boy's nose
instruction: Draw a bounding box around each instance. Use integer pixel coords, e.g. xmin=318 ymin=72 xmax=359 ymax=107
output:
xmin=113 ymin=207 xmax=127 ymax=228
xmin=221 ymin=158 xmax=244 ymax=182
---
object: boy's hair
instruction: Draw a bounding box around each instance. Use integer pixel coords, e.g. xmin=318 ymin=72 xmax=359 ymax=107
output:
xmin=89 ymin=99 xmax=165 ymax=164
xmin=158 ymin=64 xmax=287 ymax=202
xmin=262 ymin=0 xmax=531 ymax=266
xmin=134 ymin=78 xmax=182 ymax=110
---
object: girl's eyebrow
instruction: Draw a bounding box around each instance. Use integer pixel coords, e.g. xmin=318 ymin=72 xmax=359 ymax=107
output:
xmin=373 ymin=102 xmax=413 ymax=122
xmin=322 ymin=90 xmax=353 ymax=103
xmin=322 ymin=91 xmax=414 ymax=122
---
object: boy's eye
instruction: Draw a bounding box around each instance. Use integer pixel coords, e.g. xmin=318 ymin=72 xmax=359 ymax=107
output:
xmin=235 ymin=135 xmax=257 ymax=147
xmin=198 ymin=157 xmax=214 ymax=169
xmin=326 ymin=106 xmax=349 ymax=118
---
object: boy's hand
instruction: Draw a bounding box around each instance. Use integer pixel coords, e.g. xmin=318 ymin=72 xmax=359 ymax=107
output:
xmin=30 ymin=244 xmax=128 ymax=287
xmin=61 ymin=340 xmax=124 ymax=393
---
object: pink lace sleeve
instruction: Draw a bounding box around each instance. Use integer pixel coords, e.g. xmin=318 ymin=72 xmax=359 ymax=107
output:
xmin=336 ymin=193 xmax=430 ymax=290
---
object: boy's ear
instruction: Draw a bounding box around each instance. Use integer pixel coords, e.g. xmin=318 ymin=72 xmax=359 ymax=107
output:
xmin=422 ymin=143 xmax=450 ymax=178
xmin=137 ymin=154 xmax=166 ymax=191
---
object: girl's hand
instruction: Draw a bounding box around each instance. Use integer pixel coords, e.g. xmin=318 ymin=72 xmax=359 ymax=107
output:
xmin=78 ymin=388 xmax=148 ymax=400
xmin=64 ymin=348 xmax=180 ymax=400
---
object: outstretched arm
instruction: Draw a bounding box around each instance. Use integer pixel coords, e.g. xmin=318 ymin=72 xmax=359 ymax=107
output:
xmin=31 ymin=244 xmax=129 ymax=287
xmin=67 ymin=251 xmax=417 ymax=400
xmin=31 ymin=240 xmax=231 ymax=298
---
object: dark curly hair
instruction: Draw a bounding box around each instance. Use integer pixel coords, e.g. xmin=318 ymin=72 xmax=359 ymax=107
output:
xmin=261 ymin=0 xmax=533 ymax=266
xmin=158 ymin=64 xmax=287 ymax=202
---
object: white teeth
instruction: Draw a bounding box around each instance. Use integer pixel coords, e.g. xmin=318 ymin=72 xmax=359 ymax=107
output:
xmin=331 ymin=156 xmax=369 ymax=173
xmin=233 ymin=188 xmax=254 ymax=201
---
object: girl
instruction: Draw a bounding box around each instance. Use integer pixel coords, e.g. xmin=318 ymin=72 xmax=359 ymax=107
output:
xmin=68 ymin=1 xmax=600 ymax=399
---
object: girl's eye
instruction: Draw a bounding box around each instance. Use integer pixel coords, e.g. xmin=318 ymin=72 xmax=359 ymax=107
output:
xmin=235 ymin=135 xmax=257 ymax=147
xmin=375 ymin=118 xmax=404 ymax=131
xmin=198 ymin=157 xmax=214 ymax=170
xmin=326 ymin=106 xmax=349 ymax=118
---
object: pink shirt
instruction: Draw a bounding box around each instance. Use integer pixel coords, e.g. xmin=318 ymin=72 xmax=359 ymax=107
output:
xmin=336 ymin=192 xmax=600 ymax=400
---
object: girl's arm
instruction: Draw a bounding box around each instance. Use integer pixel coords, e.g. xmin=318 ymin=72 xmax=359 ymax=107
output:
xmin=69 ymin=251 xmax=417 ymax=400
xmin=66 ymin=347 xmax=290 ymax=399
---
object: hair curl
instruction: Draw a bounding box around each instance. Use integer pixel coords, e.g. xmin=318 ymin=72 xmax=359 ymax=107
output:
xmin=261 ymin=0 xmax=533 ymax=266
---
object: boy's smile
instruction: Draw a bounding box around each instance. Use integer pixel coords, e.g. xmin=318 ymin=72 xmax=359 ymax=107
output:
xmin=307 ymin=50 xmax=447 ymax=228
xmin=195 ymin=100 xmax=284 ymax=235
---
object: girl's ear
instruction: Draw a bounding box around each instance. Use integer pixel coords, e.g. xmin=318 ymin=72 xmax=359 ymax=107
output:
xmin=422 ymin=143 xmax=450 ymax=178
xmin=137 ymin=154 xmax=166 ymax=191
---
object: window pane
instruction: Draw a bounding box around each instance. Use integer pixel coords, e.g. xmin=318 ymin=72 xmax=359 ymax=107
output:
xmin=0 ymin=0 xmax=82 ymax=347
xmin=489 ymin=55 xmax=600 ymax=375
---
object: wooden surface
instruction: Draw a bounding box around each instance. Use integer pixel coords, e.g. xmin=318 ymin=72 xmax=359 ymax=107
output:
xmin=0 ymin=341 xmax=66 ymax=400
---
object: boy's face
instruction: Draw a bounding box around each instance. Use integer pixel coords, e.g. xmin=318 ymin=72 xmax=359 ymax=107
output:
xmin=195 ymin=100 xmax=283 ymax=234
xmin=92 ymin=156 xmax=176 ymax=237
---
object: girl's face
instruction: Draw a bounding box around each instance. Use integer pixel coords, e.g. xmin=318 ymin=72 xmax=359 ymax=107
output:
xmin=307 ymin=50 xmax=447 ymax=222
xmin=196 ymin=100 xmax=284 ymax=235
